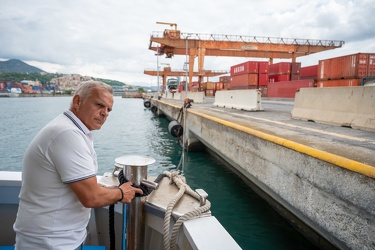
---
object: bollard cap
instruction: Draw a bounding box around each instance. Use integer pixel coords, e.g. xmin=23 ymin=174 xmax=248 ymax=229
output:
xmin=115 ymin=155 xmax=156 ymax=167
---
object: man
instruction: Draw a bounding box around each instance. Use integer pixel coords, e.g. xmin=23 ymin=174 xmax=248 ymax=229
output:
xmin=13 ymin=81 xmax=143 ymax=249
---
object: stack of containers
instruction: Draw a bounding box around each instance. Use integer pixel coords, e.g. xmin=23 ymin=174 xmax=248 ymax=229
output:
xmin=268 ymin=62 xmax=314 ymax=98
xmin=258 ymin=62 xmax=269 ymax=97
xmin=219 ymin=76 xmax=231 ymax=90
xmin=215 ymin=82 xmax=224 ymax=92
xmin=291 ymin=63 xmax=301 ymax=80
xmin=268 ymin=62 xmax=292 ymax=82
xmin=229 ymin=61 xmax=258 ymax=90
xmin=317 ymin=53 xmax=375 ymax=87
xmin=190 ymin=81 xmax=199 ymax=92
xmin=205 ymin=81 xmax=216 ymax=96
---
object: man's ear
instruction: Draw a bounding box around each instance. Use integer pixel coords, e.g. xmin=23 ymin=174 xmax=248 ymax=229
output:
xmin=72 ymin=95 xmax=81 ymax=109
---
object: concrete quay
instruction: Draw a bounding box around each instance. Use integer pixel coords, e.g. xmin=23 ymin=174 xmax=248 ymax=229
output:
xmin=149 ymin=95 xmax=375 ymax=250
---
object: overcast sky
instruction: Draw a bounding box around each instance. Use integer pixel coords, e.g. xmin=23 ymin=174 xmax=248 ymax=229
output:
xmin=1 ymin=0 xmax=374 ymax=86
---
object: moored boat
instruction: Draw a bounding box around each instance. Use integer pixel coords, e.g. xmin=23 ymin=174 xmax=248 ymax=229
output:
xmin=0 ymin=155 xmax=241 ymax=249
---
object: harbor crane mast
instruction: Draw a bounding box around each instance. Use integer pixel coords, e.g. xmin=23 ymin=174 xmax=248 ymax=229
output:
xmin=148 ymin=23 xmax=345 ymax=91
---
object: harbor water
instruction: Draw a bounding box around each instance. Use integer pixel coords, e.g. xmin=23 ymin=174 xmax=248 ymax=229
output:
xmin=0 ymin=96 xmax=318 ymax=249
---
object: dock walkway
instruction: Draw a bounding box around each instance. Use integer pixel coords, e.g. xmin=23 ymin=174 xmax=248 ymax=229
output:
xmin=151 ymin=96 xmax=375 ymax=249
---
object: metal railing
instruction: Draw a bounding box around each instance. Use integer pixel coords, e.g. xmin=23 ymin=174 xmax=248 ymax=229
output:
xmin=144 ymin=68 xmax=229 ymax=74
xmin=151 ymin=31 xmax=345 ymax=47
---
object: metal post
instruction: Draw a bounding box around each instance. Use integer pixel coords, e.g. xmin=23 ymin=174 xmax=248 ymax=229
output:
xmin=185 ymin=35 xmax=190 ymax=92
xmin=115 ymin=155 xmax=156 ymax=250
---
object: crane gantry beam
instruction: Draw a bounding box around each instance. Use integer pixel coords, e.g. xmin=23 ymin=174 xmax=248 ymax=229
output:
xmin=148 ymin=29 xmax=344 ymax=90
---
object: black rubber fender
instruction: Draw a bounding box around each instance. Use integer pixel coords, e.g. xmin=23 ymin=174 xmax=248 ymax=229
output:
xmin=151 ymin=106 xmax=158 ymax=113
xmin=143 ymin=100 xmax=151 ymax=108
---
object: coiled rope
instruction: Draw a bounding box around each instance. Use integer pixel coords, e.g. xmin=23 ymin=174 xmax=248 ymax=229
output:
xmin=162 ymin=170 xmax=211 ymax=250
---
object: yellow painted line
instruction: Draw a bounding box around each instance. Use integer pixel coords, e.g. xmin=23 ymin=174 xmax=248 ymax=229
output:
xmin=227 ymin=111 xmax=375 ymax=145
xmin=157 ymin=99 xmax=181 ymax=109
xmin=189 ymin=109 xmax=375 ymax=179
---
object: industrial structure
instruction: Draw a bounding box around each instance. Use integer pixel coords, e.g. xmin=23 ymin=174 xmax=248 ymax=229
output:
xmin=147 ymin=22 xmax=344 ymax=91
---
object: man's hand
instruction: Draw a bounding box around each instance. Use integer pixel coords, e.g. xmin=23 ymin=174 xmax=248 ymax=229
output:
xmin=118 ymin=182 xmax=143 ymax=203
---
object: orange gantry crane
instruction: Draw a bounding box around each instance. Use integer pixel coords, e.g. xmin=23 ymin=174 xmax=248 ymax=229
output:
xmin=148 ymin=24 xmax=344 ymax=91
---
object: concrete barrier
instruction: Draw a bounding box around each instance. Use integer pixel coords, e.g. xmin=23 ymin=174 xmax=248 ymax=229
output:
xmin=292 ymin=86 xmax=375 ymax=132
xmin=213 ymin=89 xmax=263 ymax=111
xmin=173 ymin=92 xmax=182 ymax=100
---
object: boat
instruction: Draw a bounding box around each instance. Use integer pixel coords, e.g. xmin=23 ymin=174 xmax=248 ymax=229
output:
xmin=10 ymin=88 xmax=21 ymax=97
xmin=0 ymin=155 xmax=241 ymax=249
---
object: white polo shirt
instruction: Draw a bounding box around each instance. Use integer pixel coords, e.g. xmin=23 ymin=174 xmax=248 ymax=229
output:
xmin=14 ymin=110 xmax=98 ymax=249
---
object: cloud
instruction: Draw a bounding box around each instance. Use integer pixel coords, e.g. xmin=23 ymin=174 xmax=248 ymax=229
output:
xmin=0 ymin=0 xmax=374 ymax=85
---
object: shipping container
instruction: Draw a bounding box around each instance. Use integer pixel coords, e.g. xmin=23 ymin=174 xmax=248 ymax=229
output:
xmin=300 ymin=65 xmax=318 ymax=78
xmin=318 ymin=53 xmax=375 ymax=80
xmin=291 ymin=74 xmax=300 ymax=81
xmin=258 ymin=62 xmax=269 ymax=74
xmin=205 ymin=89 xmax=215 ymax=96
xmin=269 ymin=74 xmax=290 ymax=82
xmin=200 ymin=82 xmax=207 ymax=90
xmin=269 ymin=62 xmax=291 ymax=75
xmin=230 ymin=61 xmax=259 ymax=76
xmin=11 ymin=82 xmax=22 ymax=88
xmin=291 ymin=62 xmax=301 ymax=74
xmin=219 ymin=76 xmax=231 ymax=83
xmin=191 ymin=81 xmax=199 ymax=87
xmin=0 ymin=82 xmax=5 ymax=90
xmin=317 ymin=79 xmax=362 ymax=87
xmin=216 ymin=82 xmax=224 ymax=90
xmin=258 ymin=74 xmax=269 ymax=86
xmin=230 ymin=85 xmax=249 ymax=90
xmin=267 ymin=79 xmax=315 ymax=98
xmin=206 ymin=82 xmax=216 ymax=90
xmin=230 ymin=74 xmax=258 ymax=88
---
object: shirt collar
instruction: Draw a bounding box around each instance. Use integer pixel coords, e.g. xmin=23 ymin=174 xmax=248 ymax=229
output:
xmin=63 ymin=110 xmax=91 ymax=136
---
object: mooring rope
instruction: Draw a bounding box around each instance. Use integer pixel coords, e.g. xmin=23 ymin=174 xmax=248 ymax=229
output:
xmin=162 ymin=170 xmax=211 ymax=250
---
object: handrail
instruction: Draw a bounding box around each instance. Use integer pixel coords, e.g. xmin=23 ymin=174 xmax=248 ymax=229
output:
xmin=151 ymin=31 xmax=345 ymax=47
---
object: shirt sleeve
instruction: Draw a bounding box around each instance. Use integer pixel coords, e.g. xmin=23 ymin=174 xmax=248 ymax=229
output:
xmin=46 ymin=129 xmax=97 ymax=183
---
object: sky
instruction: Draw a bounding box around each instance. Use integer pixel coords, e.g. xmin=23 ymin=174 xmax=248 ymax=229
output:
xmin=0 ymin=0 xmax=374 ymax=86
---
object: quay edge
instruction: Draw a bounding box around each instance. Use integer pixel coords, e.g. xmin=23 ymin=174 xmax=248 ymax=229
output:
xmin=149 ymin=97 xmax=375 ymax=250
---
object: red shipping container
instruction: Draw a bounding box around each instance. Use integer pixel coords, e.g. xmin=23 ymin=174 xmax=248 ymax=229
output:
xmin=230 ymin=85 xmax=249 ymax=90
xmin=318 ymin=53 xmax=375 ymax=80
xmin=269 ymin=62 xmax=291 ymax=75
xmin=230 ymin=74 xmax=258 ymax=88
xmin=291 ymin=74 xmax=300 ymax=81
xmin=269 ymin=74 xmax=290 ymax=82
xmin=300 ymin=65 xmax=318 ymax=78
xmin=230 ymin=61 xmax=259 ymax=76
xmin=317 ymin=79 xmax=362 ymax=87
xmin=258 ymin=62 xmax=269 ymax=74
xmin=258 ymin=74 xmax=269 ymax=86
xmin=267 ymin=79 xmax=315 ymax=98
xmin=216 ymin=82 xmax=224 ymax=90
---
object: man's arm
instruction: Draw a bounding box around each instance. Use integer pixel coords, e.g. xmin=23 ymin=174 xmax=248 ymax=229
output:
xmin=69 ymin=176 xmax=143 ymax=208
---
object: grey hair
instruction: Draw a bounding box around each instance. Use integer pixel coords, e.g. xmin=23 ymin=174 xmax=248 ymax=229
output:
xmin=70 ymin=80 xmax=113 ymax=107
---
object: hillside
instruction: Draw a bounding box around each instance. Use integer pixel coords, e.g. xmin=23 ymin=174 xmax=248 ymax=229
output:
xmin=0 ymin=59 xmax=44 ymax=74
xmin=0 ymin=59 xmax=127 ymax=87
